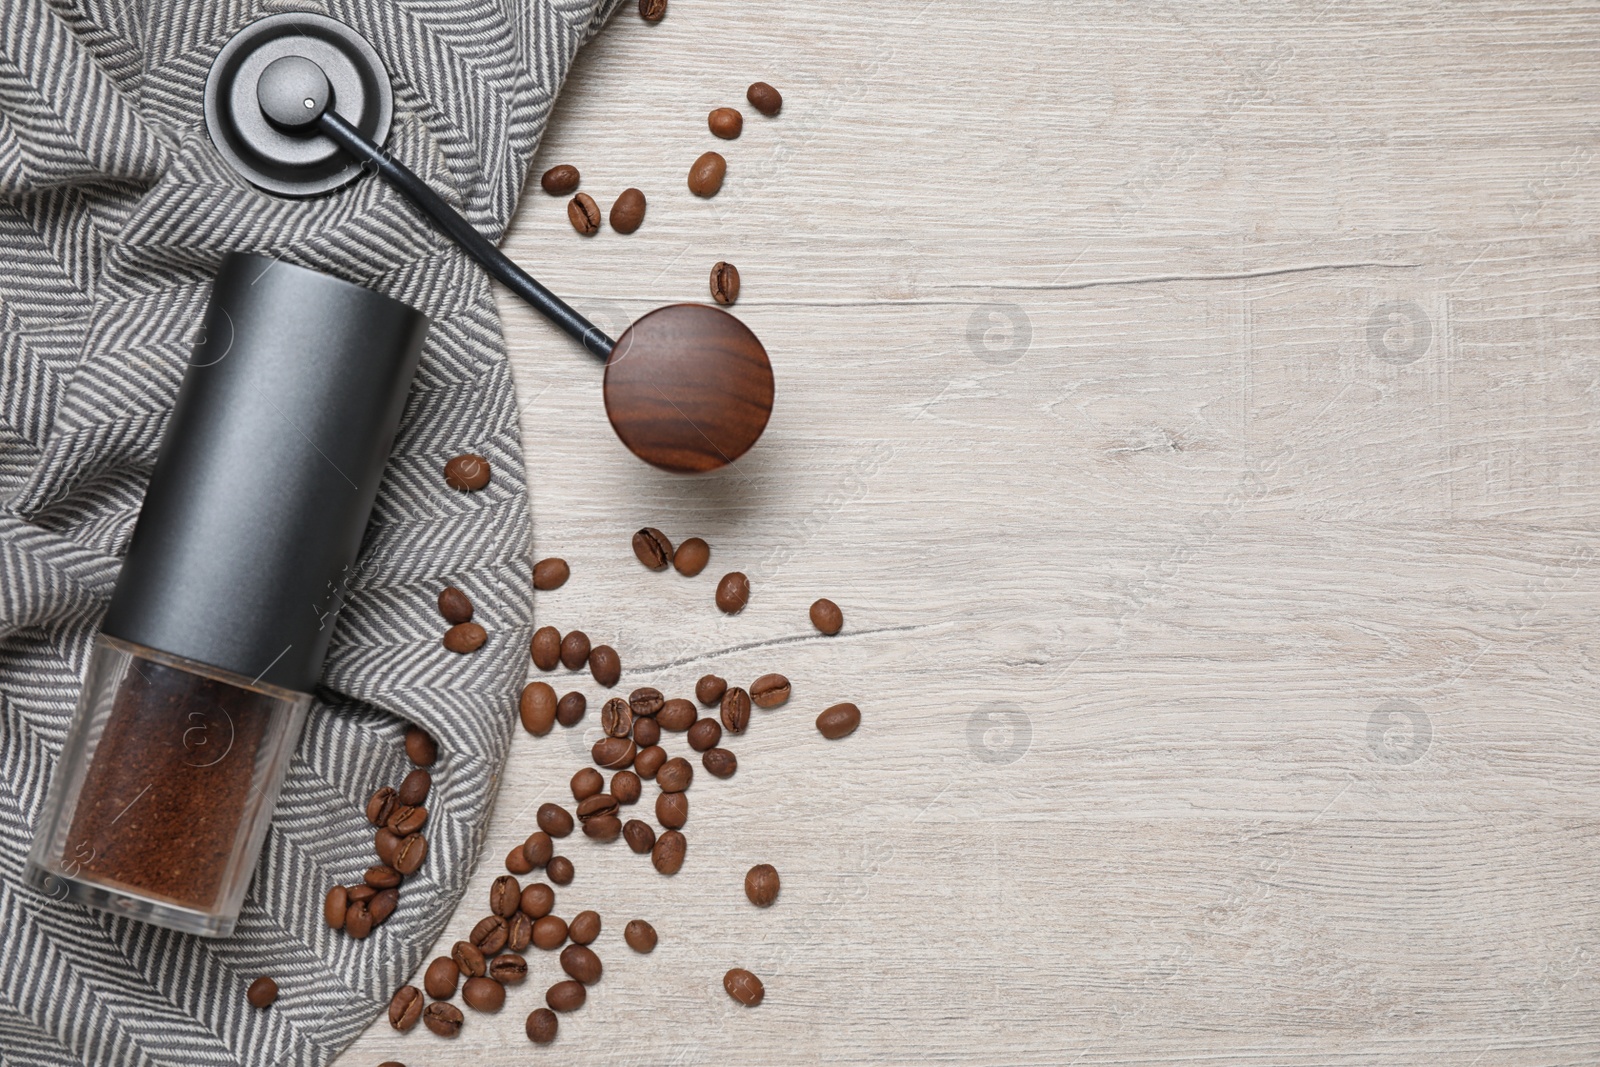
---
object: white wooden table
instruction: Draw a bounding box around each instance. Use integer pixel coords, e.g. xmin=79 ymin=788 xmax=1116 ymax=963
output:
xmin=339 ymin=2 xmax=1600 ymax=1063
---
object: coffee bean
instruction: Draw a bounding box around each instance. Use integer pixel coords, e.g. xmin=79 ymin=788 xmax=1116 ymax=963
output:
xmin=560 ymin=944 xmax=603 ymax=985
xmin=720 ymin=687 xmax=751 ymax=734
xmin=589 ymin=645 xmax=621 ymax=687
xmin=546 ymin=980 xmax=586 ymax=1013
xmin=423 ymin=1001 xmax=464 ymax=1037
xmin=601 ymin=697 xmax=634 ymax=737
xmin=623 ymin=819 xmax=655 ymax=853
xmin=744 ymin=863 xmax=780 ymax=907
xmin=634 ymin=744 xmax=668 ymax=779
xmin=541 ymin=164 xmax=580 ymax=195
xmin=592 ymin=736 xmax=636 ymax=769
xmin=444 ymin=453 xmax=491 ymax=491
xmin=750 ymin=673 xmax=790 ymax=708
xmin=724 ymin=967 xmax=765 ymax=1006
xmin=490 ymin=953 xmax=528 ymax=985
xmin=568 ymin=192 xmax=601 ymax=235
xmin=374 ymin=828 xmax=402 ymax=866
xmin=386 ymin=804 xmax=427 ymax=836
xmin=672 ymin=536 xmax=711 ymax=576
xmin=365 ymin=865 xmax=402 ymax=889
xmin=652 ymin=829 xmax=686 ymax=875
xmin=324 ymin=885 xmax=348 ymax=929
xmin=746 ymin=81 xmax=782 ymax=116
xmin=437 ymin=586 xmax=473 ymax=624
xmin=405 ymin=725 xmax=437 ymax=767
xmin=688 ymin=151 xmax=727 ymax=197
xmin=702 ymin=747 xmax=738 ymax=778
xmin=624 ymin=918 xmax=657 ymax=953
xmin=520 ymin=681 xmax=557 ymax=735
xmin=629 ymin=687 xmax=665 ymax=718
xmin=656 ymin=790 xmax=688 ymax=829
xmin=537 ymin=803 xmax=574 ymax=838
xmin=398 ymin=767 xmax=432 ymax=806
xmin=687 ymin=717 xmax=722 ymax=752
xmin=388 ymin=985 xmax=422 ymax=1030
xmin=425 ymin=956 xmax=460 ymax=999
xmin=631 ymin=716 xmax=660 ymax=748
xmin=696 ymin=674 xmax=727 ymax=705
xmin=657 ymin=756 xmax=693 ymax=793
xmin=393 ymin=833 xmax=428 ymax=875
xmin=507 ymin=911 xmax=533 ymax=952
xmin=571 ymin=767 xmax=604 ymax=801
xmin=490 ymin=875 xmax=522 ymax=918
xmin=523 ymin=831 xmax=554 ymax=867
xmin=582 ymin=813 xmax=622 ymax=841
xmin=370 ymin=887 xmax=399 ymax=925
xmin=346 ymin=884 xmax=378 ymax=904
xmin=521 ymin=882 xmax=555 ymax=919
xmin=472 ymin=915 xmax=509 ymax=955
xmin=568 ymin=910 xmax=601 ymax=945
xmin=246 ymin=976 xmax=278 ymax=1009
xmin=610 ymin=188 xmax=646 ymax=234
xmin=576 ymin=794 xmax=619 ymax=822
xmin=533 ymin=557 xmax=570 ymax=591
xmin=611 ymin=770 xmax=642 ymax=804
xmin=530 ymin=626 xmax=561 ymax=670
xmin=462 ymin=976 xmax=505 ymax=1013
xmin=556 ymin=691 xmax=587 ymax=727
xmin=366 ymin=786 xmax=398 ymax=826
xmin=632 ymin=527 xmax=673 ymax=569
xmin=532 ymin=914 xmax=568 ymax=950
xmin=453 ymin=940 xmax=487 ymax=977
xmin=638 ymin=0 xmax=666 ymax=21
xmin=547 ymin=855 xmax=574 ymax=885
xmin=559 ymin=630 xmax=590 ymax=670
xmin=809 ymin=597 xmax=843 ymax=635
xmin=657 ymin=698 xmax=697 ymax=731
xmin=506 ymin=845 xmax=534 ymax=875
xmin=377 ymin=1061 xmax=404 ymax=1067
xmin=710 ymin=261 xmax=740 ymax=306
xmin=816 ymin=702 xmax=861 ymax=739
xmin=345 ymin=900 xmax=373 ymax=939
xmin=715 ymin=571 xmax=750 ymax=613
xmin=526 ymin=1006 xmax=559 ymax=1044
xmin=708 ymin=107 xmax=743 ymax=140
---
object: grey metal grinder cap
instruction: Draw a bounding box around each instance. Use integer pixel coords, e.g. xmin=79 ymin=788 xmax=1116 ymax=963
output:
xmin=102 ymin=254 xmax=429 ymax=693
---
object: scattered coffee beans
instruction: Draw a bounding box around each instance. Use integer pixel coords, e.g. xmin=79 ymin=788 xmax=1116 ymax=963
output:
xmin=453 ymin=940 xmax=487 ymax=977
xmin=632 ymin=527 xmax=673 ymax=569
xmin=547 ymin=855 xmax=574 ymax=885
xmin=687 ymin=716 xmax=722 ymax=751
xmin=533 ymin=914 xmax=568 ymax=949
xmin=533 ymin=557 xmax=569 ymax=589
xmin=708 ymin=107 xmax=743 ymax=139
xmin=388 ymin=985 xmax=423 ymax=1030
xmin=652 ymin=829 xmax=686 ymax=874
xmin=560 ymin=944 xmax=603 ymax=985
xmin=656 ymin=790 xmax=689 ymax=829
xmin=559 ymin=629 xmax=590 ymax=670
xmin=324 ymin=885 xmax=348 ymax=929
xmin=425 ymin=956 xmax=460 ymax=999
xmin=521 ymin=681 xmax=557 ymax=735
xmin=569 ymin=910 xmax=601 ymax=945
xmin=746 ymin=81 xmax=782 ymax=116
xmin=634 ymin=744 xmax=668 ymax=779
xmin=592 ymin=736 xmax=637 ymax=769
xmin=817 ymin=702 xmax=861 ymax=739
xmin=530 ymin=626 xmax=561 ymax=670
xmin=537 ymin=803 xmax=574 ymax=838
xmin=696 ymin=674 xmax=727 ymax=705
xmin=658 ymin=697 xmax=696 ymax=731
xmin=720 ymin=687 xmax=751 ymax=734
xmin=568 ymin=192 xmax=601 ymax=235
xmin=571 ymin=767 xmax=604 ymax=801
xmin=638 ymin=0 xmax=666 ymax=21
xmin=463 ymin=976 xmax=506 ymax=1013
xmin=246 ymin=976 xmax=278 ymax=1009
xmin=601 ymin=697 xmax=634 ymax=738
xmin=710 ymin=261 xmax=740 ymax=305
xmin=398 ymin=768 xmax=431 ymax=806
xmin=506 ymin=845 xmax=534 ymax=875
xmin=405 ymin=726 xmax=437 ymax=767
xmin=491 ymin=875 xmax=522 ymax=917
xmin=523 ymin=830 xmax=553 ymax=867
xmin=702 ymin=747 xmax=738 ymax=778
xmin=472 ymin=914 xmax=509 ymax=955
xmin=521 ymin=882 xmax=555 ymax=918
xmin=810 ymin=597 xmax=843 ymax=634
xmin=632 ymin=715 xmax=661 ymax=748
xmin=556 ymin=690 xmax=587 ymax=727
xmin=629 ymin=686 xmax=665 ymax=717
xmin=576 ymin=794 xmax=619 ymax=823
xmin=546 ymin=980 xmax=587 ymax=1013
xmin=444 ymin=453 xmax=491 ymax=491
xmin=437 ymin=586 xmax=473 ymax=624
xmin=724 ymin=967 xmax=765 ymax=1006
xmin=657 ymin=756 xmax=694 ymax=793
xmin=745 ymin=863 xmax=780 ymax=907
xmin=526 ymin=1007 xmax=559 ymax=1044
xmin=610 ymin=188 xmax=646 ymax=234
xmin=715 ymin=571 xmax=750 ymax=613
xmin=750 ymin=673 xmax=790 ymax=708
xmin=611 ymin=770 xmax=642 ymax=804
xmin=688 ymin=151 xmax=727 ymax=197
xmin=589 ymin=644 xmax=621 ymax=687
xmin=423 ymin=1001 xmax=464 ymax=1037
xmin=624 ymin=819 xmax=656 ymax=854
xmin=624 ymin=918 xmax=657 ymax=953
xmin=490 ymin=954 xmax=528 ymax=984
xmin=540 ymin=164 xmax=579 ymax=196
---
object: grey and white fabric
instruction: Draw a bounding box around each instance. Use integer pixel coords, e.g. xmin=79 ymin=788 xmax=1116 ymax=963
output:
xmin=0 ymin=1 xmax=617 ymax=1063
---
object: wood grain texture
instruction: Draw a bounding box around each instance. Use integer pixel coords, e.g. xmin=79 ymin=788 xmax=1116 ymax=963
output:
xmin=337 ymin=1 xmax=1600 ymax=1064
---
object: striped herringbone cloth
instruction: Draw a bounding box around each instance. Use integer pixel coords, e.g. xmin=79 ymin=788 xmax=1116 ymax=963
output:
xmin=0 ymin=2 xmax=619 ymax=1063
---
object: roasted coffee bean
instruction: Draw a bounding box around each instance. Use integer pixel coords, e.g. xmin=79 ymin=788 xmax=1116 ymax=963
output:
xmin=374 ymin=828 xmax=402 ymax=866
xmin=556 ymin=690 xmax=587 ymax=727
xmin=398 ymin=767 xmax=432 ymax=806
xmin=546 ymin=980 xmax=586 ymax=1013
xmin=592 ymin=736 xmax=636 ymax=769
xmin=541 ymin=164 xmax=580 ymax=196
xmin=377 ymin=1061 xmax=404 ymax=1067
xmin=720 ymin=687 xmax=751 ymax=734
xmin=611 ymin=770 xmax=642 ymax=805
xmin=443 ymin=621 xmax=486 ymax=653
xmin=559 ymin=629 xmax=590 ymax=670
xmin=507 ymin=911 xmax=533 ymax=952
xmin=746 ymin=81 xmax=782 ymax=116
xmin=246 ymin=976 xmax=278 ymax=1009
xmin=576 ymin=794 xmax=619 ymax=823
xmin=462 ymin=976 xmax=505 ymax=1013
xmin=710 ymin=261 xmax=740 ymax=306
xmin=506 ymin=845 xmax=534 ymax=875
xmin=386 ymin=804 xmax=427 ymax=836
xmin=472 ymin=915 xmax=509 ymax=955
xmin=656 ymin=790 xmax=688 ymax=829
xmin=324 ymin=884 xmax=348 ymax=929
xmin=537 ymin=803 xmax=574 ymax=838
xmin=423 ymin=1001 xmax=464 ymax=1037
xmin=687 ymin=717 xmax=722 ymax=752
xmin=444 ymin=453 xmax=491 ymax=491
xmin=490 ymin=953 xmax=529 ymax=985
xmin=696 ymin=674 xmax=727 ymax=705
xmin=369 ymin=887 xmax=399 ymax=925
xmin=520 ymin=681 xmax=557 ymax=735
xmin=657 ymin=698 xmax=697 ymax=731
xmin=405 ymin=725 xmax=437 ymax=767
xmin=490 ymin=875 xmax=522 ymax=918
xmin=571 ymin=767 xmax=604 ymax=801
xmin=393 ymin=834 xmax=429 ymax=875
xmin=567 ymin=192 xmax=601 ymax=235
xmin=560 ymin=944 xmax=603 ymax=985
xmin=631 ymin=527 xmax=673 ymax=569
xmin=652 ymin=830 xmax=686 ymax=875
xmin=745 ymin=863 xmax=780 ymax=907
xmin=425 ymin=956 xmax=460 ymax=999
xmin=437 ymin=586 xmax=473 ymax=624
xmin=346 ymin=883 xmax=378 ymax=904
xmin=817 ymin=702 xmax=861 ymax=739
xmin=523 ymin=830 xmax=554 ymax=867
xmin=624 ymin=919 xmax=657 ymax=953
xmin=388 ymin=985 xmax=422 ymax=1030
xmin=589 ymin=645 xmax=621 ymax=687
xmin=366 ymin=786 xmax=398 ymax=827
xmin=547 ymin=855 xmax=574 ymax=885
xmin=601 ymin=697 xmax=634 ymax=737
xmin=453 ymin=940 xmax=487 ymax=978
xmin=703 ymin=748 xmax=738 ymax=778
xmin=708 ymin=107 xmax=743 ymax=139
xmin=345 ymin=901 xmax=374 ymax=939
xmin=638 ymin=0 xmax=666 ymax=21
xmin=631 ymin=716 xmax=660 ymax=748
xmin=533 ymin=557 xmax=569 ymax=590
xmin=623 ymin=818 xmax=656 ymax=853
xmin=568 ymin=910 xmax=601 ymax=946
xmin=365 ymin=864 xmax=402 ymax=889
xmin=634 ymin=744 xmax=668 ymax=779
xmin=521 ymin=882 xmax=555 ymax=919
xmin=673 ymin=536 xmax=710 ymax=575
xmin=809 ymin=597 xmax=843 ymax=635
xmin=657 ymin=756 xmax=693 ymax=793
xmin=715 ymin=571 xmax=750 ymax=613
xmin=724 ymin=968 xmax=765 ymax=1006
xmin=750 ymin=673 xmax=791 ymax=708
xmin=610 ymin=188 xmax=646 ymax=234
xmin=526 ymin=1006 xmax=559 ymax=1044
xmin=531 ymin=626 xmax=561 ymax=670
xmin=628 ymin=686 xmax=664 ymax=718
xmin=688 ymin=151 xmax=727 ymax=197
xmin=583 ymin=814 xmax=621 ymax=843
xmin=532 ymin=914 xmax=568 ymax=950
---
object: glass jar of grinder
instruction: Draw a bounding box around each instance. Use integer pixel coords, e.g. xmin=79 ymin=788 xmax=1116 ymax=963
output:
xmin=26 ymin=253 xmax=428 ymax=936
